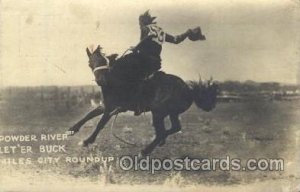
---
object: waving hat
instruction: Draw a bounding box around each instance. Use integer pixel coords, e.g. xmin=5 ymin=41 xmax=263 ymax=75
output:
xmin=188 ymin=27 xmax=206 ymax=41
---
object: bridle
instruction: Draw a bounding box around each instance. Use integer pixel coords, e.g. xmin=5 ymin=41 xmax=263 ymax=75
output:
xmin=92 ymin=55 xmax=110 ymax=74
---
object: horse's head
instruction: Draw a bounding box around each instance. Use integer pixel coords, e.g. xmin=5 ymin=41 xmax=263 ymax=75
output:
xmin=189 ymin=78 xmax=219 ymax=112
xmin=86 ymin=45 xmax=110 ymax=86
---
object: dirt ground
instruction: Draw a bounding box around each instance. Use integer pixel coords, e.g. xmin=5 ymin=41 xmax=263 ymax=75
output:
xmin=0 ymin=91 xmax=299 ymax=188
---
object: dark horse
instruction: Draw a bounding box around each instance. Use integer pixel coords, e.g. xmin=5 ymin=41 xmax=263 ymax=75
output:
xmin=68 ymin=45 xmax=218 ymax=155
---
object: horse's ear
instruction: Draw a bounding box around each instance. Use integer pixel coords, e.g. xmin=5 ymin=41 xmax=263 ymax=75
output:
xmin=95 ymin=45 xmax=101 ymax=53
xmin=86 ymin=48 xmax=91 ymax=57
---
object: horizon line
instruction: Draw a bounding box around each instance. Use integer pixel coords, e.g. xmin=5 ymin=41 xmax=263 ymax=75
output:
xmin=1 ymin=80 xmax=299 ymax=88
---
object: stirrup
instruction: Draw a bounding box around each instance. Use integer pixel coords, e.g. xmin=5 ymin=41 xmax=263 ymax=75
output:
xmin=134 ymin=105 xmax=143 ymax=116
xmin=109 ymin=107 xmax=123 ymax=116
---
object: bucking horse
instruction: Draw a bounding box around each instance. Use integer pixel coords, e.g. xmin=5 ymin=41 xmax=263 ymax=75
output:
xmin=68 ymin=45 xmax=218 ymax=156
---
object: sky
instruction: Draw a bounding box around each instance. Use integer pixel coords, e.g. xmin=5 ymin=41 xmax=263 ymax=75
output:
xmin=0 ymin=0 xmax=299 ymax=86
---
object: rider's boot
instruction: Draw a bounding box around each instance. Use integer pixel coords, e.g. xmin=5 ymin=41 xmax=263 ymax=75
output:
xmin=134 ymin=84 xmax=144 ymax=116
xmin=134 ymin=106 xmax=143 ymax=116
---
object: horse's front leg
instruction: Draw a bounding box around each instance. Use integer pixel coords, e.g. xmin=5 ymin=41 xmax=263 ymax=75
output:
xmin=67 ymin=106 xmax=104 ymax=135
xmin=80 ymin=112 xmax=111 ymax=147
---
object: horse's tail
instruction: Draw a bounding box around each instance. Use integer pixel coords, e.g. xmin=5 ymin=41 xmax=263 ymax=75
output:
xmin=187 ymin=78 xmax=219 ymax=112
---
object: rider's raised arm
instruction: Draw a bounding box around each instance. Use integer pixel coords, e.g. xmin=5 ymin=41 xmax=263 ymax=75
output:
xmin=165 ymin=31 xmax=190 ymax=44
xmin=165 ymin=27 xmax=206 ymax=44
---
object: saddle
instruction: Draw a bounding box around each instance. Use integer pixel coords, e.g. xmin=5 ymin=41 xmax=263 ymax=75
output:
xmin=105 ymin=52 xmax=164 ymax=115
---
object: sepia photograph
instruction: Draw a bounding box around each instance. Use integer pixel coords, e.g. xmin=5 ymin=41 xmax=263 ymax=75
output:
xmin=0 ymin=0 xmax=299 ymax=191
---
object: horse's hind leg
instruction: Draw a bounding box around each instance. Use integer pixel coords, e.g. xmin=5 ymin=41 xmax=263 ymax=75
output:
xmin=141 ymin=113 xmax=167 ymax=155
xmin=68 ymin=106 xmax=104 ymax=135
xmin=166 ymin=114 xmax=181 ymax=135
xmin=158 ymin=114 xmax=181 ymax=147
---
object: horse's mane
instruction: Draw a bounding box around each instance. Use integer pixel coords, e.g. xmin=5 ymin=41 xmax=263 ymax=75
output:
xmin=107 ymin=54 xmax=119 ymax=65
xmin=107 ymin=53 xmax=131 ymax=68
xmin=106 ymin=53 xmax=144 ymax=82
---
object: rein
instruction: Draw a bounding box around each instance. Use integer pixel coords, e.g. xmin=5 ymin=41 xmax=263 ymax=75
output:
xmin=110 ymin=113 xmax=137 ymax=146
xmin=120 ymin=48 xmax=132 ymax=58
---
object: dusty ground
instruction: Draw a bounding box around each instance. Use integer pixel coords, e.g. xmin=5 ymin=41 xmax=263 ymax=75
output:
xmin=0 ymin=91 xmax=299 ymax=190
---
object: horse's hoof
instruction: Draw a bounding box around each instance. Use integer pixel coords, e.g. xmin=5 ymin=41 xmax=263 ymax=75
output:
xmin=78 ymin=141 xmax=84 ymax=146
xmin=78 ymin=140 xmax=88 ymax=147
xmin=158 ymin=140 xmax=166 ymax=147
xmin=139 ymin=150 xmax=148 ymax=158
xmin=138 ymin=152 xmax=144 ymax=159
xmin=65 ymin=130 xmax=75 ymax=136
xmin=68 ymin=125 xmax=80 ymax=135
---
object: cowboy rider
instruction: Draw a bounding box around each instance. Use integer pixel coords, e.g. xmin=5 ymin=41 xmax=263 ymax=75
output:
xmin=131 ymin=10 xmax=206 ymax=115
xmin=131 ymin=10 xmax=206 ymax=78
